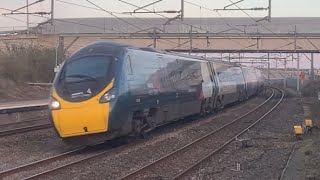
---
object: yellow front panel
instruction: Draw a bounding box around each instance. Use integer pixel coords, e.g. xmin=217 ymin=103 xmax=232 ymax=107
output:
xmin=58 ymin=103 xmax=109 ymax=136
xmin=51 ymin=80 xmax=113 ymax=137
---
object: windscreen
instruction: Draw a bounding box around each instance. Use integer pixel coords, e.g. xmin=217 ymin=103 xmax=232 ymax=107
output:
xmin=64 ymin=56 xmax=111 ymax=83
xmin=56 ymin=56 xmax=113 ymax=102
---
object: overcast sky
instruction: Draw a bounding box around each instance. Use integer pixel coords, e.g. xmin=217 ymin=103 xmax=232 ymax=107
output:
xmin=1 ymin=0 xmax=320 ymax=31
xmin=1 ymin=0 xmax=319 ymax=69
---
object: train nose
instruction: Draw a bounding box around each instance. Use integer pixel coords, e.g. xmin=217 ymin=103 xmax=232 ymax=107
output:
xmin=52 ymin=102 xmax=110 ymax=137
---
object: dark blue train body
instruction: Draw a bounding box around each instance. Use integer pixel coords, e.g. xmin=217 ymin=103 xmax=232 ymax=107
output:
xmin=49 ymin=42 xmax=264 ymax=145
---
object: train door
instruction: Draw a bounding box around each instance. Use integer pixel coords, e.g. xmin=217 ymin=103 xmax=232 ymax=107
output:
xmin=201 ymin=62 xmax=213 ymax=99
xmin=210 ymin=62 xmax=225 ymax=109
xmin=240 ymin=67 xmax=248 ymax=97
xmin=207 ymin=61 xmax=218 ymax=109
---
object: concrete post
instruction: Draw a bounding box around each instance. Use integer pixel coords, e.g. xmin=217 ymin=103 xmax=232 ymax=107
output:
xmin=311 ymin=53 xmax=315 ymax=81
xmin=297 ymin=53 xmax=300 ymax=91
xmin=284 ymin=58 xmax=287 ymax=88
xmin=58 ymin=36 xmax=65 ymax=64
xmin=268 ymin=53 xmax=270 ymax=85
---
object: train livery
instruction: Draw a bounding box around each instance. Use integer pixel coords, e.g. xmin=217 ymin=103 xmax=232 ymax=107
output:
xmin=49 ymin=42 xmax=264 ymax=145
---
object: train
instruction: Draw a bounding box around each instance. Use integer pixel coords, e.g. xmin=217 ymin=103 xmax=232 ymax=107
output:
xmin=49 ymin=42 xmax=265 ymax=145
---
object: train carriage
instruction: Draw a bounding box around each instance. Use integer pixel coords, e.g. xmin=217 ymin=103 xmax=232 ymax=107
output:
xmin=212 ymin=62 xmax=246 ymax=106
xmin=49 ymin=42 xmax=264 ymax=145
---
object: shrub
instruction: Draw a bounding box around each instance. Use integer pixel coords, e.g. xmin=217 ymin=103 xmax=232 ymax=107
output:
xmin=0 ymin=44 xmax=56 ymax=83
xmin=301 ymin=79 xmax=320 ymax=97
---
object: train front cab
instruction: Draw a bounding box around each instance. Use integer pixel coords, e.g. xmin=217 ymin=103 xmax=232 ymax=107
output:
xmin=49 ymin=53 xmax=120 ymax=140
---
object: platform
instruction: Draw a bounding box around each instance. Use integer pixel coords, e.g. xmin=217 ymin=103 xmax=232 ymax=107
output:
xmin=0 ymin=99 xmax=49 ymax=114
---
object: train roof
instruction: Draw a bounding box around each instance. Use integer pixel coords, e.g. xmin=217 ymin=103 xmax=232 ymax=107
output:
xmin=70 ymin=42 xmax=254 ymax=68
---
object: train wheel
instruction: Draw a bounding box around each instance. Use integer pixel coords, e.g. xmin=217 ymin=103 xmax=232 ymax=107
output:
xmin=207 ymin=99 xmax=214 ymax=115
xmin=132 ymin=117 xmax=148 ymax=139
xmin=216 ymin=99 xmax=224 ymax=111
xmin=245 ymin=92 xmax=249 ymax=100
xmin=238 ymin=92 xmax=244 ymax=102
xmin=199 ymin=100 xmax=207 ymax=117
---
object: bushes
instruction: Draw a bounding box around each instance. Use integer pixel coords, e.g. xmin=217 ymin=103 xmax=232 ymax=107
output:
xmin=301 ymin=79 xmax=320 ymax=97
xmin=0 ymin=44 xmax=56 ymax=83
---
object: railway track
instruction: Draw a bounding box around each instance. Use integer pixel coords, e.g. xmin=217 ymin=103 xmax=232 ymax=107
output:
xmin=118 ymin=87 xmax=284 ymax=180
xmin=0 ymin=140 xmax=132 ymax=180
xmin=0 ymin=87 xmax=282 ymax=180
xmin=0 ymin=117 xmax=52 ymax=137
xmin=279 ymin=143 xmax=298 ymax=180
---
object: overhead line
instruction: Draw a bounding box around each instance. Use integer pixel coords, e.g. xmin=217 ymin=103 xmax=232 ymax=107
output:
xmin=184 ymin=0 xmax=253 ymax=46
xmin=117 ymin=0 xmax=250 ymax=50
xmin=228 ymin=0 xmax=293 ymax=45
xmin=11 ymin=0 xmax=45 ymax=13
xmin=55 ymin=0 xmax=191 ymax=49
xmin=1 ymin=5 xmax=124 ymax=35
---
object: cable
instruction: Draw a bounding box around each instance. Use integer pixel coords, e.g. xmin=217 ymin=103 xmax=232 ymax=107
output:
xmin=185 ymin=1 xmax=244 ymax=33
xmin=117 ymin=0 xmax=250 ymax=50
xmin=56 ymin=0 xmax=105 ymax=12
xmin=2 ymin=2 xmax=185 ymax=51
xmin=228 ymin=0 xmax=292 ymax=45
xmin=1 ymin=6 xmax=118 ymax=36
xmin=184 ymin=1 xmax=254 ymax=48
xmin=55 ymin=0 xmax=191 ymax=49
xmin=56 ymin=0 xmax=163 ymax=33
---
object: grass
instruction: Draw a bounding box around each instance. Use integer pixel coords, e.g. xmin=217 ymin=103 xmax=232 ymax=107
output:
xmin=301 ymin=79 xmax=320 ymax=97
xmin=0 ymin=43 xmax=56 ymax=83
xmin=0 ymin=43 xmax=56 ymax=98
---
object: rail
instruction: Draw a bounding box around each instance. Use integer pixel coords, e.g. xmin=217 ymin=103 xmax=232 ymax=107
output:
xmin=118 ymin=87 xmax=284 ymax=180
xmin=0 ymin=87 xmax=283 ymax=179
xmin=0 ymin=123 xmax=52 ymax=137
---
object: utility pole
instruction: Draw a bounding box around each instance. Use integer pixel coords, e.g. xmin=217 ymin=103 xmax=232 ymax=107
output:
xmin=284 ymin=58 xmax=287 ymax=88
xmin=51 ymin=0 xmax=54 ymax=24
xmin=26 ymin=0 xmax=29 ymax=34
xmin=268 ymin=0 xmax=271 ymax=22
xmin=268 ymin=53 xmax=270 ymax=85
xmin=153 ymin=28 xmax=157 ymax=48
xmin=58 ymin=36 xmax=65 ymax=64
xmin=2 ymin=0 xmax=50 ymax=34
xmin=297 ymin=53 xmax=300 ymax=91
xmin=181 ymin=0 xmax=184 ymax=21
xmin=189 ymin=26 xmax=192 ymax=53
xmin=294 ymin=25 xmax=297 ymax=51
xmin=311 ymin=53 xmax=315 ymax=81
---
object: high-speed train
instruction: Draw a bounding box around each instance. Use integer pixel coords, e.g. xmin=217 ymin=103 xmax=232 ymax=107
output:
xmin=49 ymin=42 xmax=264 ymax=145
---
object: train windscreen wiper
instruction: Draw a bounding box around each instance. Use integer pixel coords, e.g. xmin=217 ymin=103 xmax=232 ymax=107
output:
xmin=65 ymin=74 xmax=98 ymax=83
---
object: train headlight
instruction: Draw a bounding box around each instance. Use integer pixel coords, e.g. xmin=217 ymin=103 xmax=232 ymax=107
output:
xmin=100 ymin=88 xmax=117 ymax=103
xmin=49 ymin=97 xmax=61 ymax=110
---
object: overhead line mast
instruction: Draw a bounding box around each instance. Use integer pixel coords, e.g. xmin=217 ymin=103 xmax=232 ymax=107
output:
xmin=181 ymin=0 xmax=184 ymax=21
xmin=268 ymin=0 xmax=271 ymax=22
xmin=51 ymin=0 xmax=54 ymax=24
xmin=2 ymin=0 xmax=51 ymax=34
xmin=27 ymin=0 xmax=29 ymax=34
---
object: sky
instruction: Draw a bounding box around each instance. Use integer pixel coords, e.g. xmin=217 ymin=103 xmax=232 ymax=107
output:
xmin=1 ymin=0 xmax=320 ymax=31
xmin=0 ymin=0 xmax=319 ymax=69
